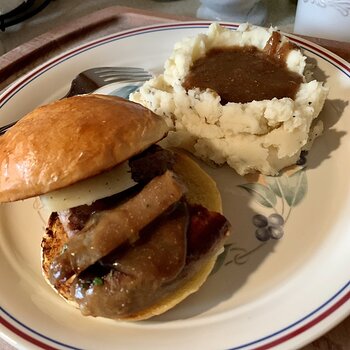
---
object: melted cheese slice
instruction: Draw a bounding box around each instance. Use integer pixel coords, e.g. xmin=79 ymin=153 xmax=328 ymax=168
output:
xmin=40 ymin=162 xmax=136 ymax=212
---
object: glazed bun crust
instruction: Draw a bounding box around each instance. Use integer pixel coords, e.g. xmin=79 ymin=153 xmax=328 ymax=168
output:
xmin=0 ymin=95 xmax=168 ymax=203
xmin=41 ymin=150 xmax=227 ymax=320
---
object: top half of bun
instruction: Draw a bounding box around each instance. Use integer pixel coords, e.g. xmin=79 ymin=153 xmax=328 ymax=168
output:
xmin=0 ymin=95 xmax=169 ymax=203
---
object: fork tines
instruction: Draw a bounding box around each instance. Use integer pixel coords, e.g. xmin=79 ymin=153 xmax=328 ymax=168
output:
xmin=89 ymin=67 xmax=152 ymax=82
xmin=93 ymin=67 xmax=149 ymax=72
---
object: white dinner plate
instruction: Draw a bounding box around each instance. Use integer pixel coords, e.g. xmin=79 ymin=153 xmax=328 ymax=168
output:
xmin=0 ymin=22 xmax=349 ymax=350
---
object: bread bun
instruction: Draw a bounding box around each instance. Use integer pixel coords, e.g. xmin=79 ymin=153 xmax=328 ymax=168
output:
xmin=0 ymin=95 xmax=168 ymax=203
xmin=41 ymin=150 xmax=228 ymax=320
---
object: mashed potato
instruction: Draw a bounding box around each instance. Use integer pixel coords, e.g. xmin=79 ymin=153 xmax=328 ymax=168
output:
xmin=130 ymin=23 xmax=328 ymax=175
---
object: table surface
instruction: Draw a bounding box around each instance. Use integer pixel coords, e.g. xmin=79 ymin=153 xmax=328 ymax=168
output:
xmin=0 ymin=0 xmax=298 ymax=55
xmin=0 ymin=1 xmax=349 ymax=350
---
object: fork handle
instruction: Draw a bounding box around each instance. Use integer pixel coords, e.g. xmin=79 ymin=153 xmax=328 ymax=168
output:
xmin=64 ymin=76 xmax=100 ymax=98
xmin=0 ymin=120 xmax=17 ymax=135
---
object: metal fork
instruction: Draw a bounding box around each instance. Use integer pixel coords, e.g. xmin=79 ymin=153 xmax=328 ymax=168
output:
xmin=64 ymin=66 xmax=152 ymax=98
xmin=0 ymin=66 xmax=152 ymax=135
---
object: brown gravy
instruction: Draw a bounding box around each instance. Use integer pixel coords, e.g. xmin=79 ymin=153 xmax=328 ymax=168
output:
xmin=182 ymin=32 xmax=303 ymax=104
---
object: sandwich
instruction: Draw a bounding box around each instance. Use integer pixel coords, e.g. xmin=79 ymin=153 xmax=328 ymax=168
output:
xmin=0 ymin=94 xmax=230 ymax=320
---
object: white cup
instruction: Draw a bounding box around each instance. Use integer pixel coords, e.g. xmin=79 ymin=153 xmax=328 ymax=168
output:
xmin=294 ymin=0 xmax=350 ymax=42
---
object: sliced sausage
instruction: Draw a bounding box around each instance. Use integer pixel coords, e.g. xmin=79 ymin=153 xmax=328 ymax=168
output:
xmin=49 ymin=170 xmax=186 ymax=285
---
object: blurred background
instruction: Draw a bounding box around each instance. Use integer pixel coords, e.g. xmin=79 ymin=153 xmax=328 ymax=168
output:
xmin=0 ymin=0 xmax=298 ymax=55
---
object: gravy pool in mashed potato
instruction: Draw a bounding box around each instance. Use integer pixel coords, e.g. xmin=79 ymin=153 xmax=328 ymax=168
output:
xmin=130 ymin=23 xmax=328 ymax=175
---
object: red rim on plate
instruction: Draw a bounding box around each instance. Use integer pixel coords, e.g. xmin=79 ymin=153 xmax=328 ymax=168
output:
xmin=0 ymin=22 xmax=349 ymax=350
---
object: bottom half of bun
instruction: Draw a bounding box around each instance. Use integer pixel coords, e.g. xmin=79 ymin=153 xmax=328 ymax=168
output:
xmin=41 ymin=150 xmax=229 ymax=320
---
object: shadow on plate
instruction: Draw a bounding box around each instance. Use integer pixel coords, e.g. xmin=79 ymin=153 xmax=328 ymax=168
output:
xmin=148 ymin=178 xmax=278 ymax=322
xmin=307 ymin=98 xmax=348 ymax=170
xmin=303 ymin=55 xmax=348 ymax=169
xmin=145 ymin=62 xmax=349 ymax=322
xmin=306 ymin=57 xmax=330 ymax=84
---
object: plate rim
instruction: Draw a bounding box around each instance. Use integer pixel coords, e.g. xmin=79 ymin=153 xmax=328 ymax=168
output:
xmin=0 ymin=20 xmax=349 ymax=350
xmin=1 ymin=20 xmax=349 ymax=109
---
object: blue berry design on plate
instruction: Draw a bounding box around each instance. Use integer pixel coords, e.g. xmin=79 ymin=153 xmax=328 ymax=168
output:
xmin=211 ymin=165 xmax=308 ymax=273
xmin=253 ymin=213 xmax=285 ymax=241
xmin=109 ymin=84 xmax=142 ymax=99
xmin=239 ymin=166 xmax=307 ymax=241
